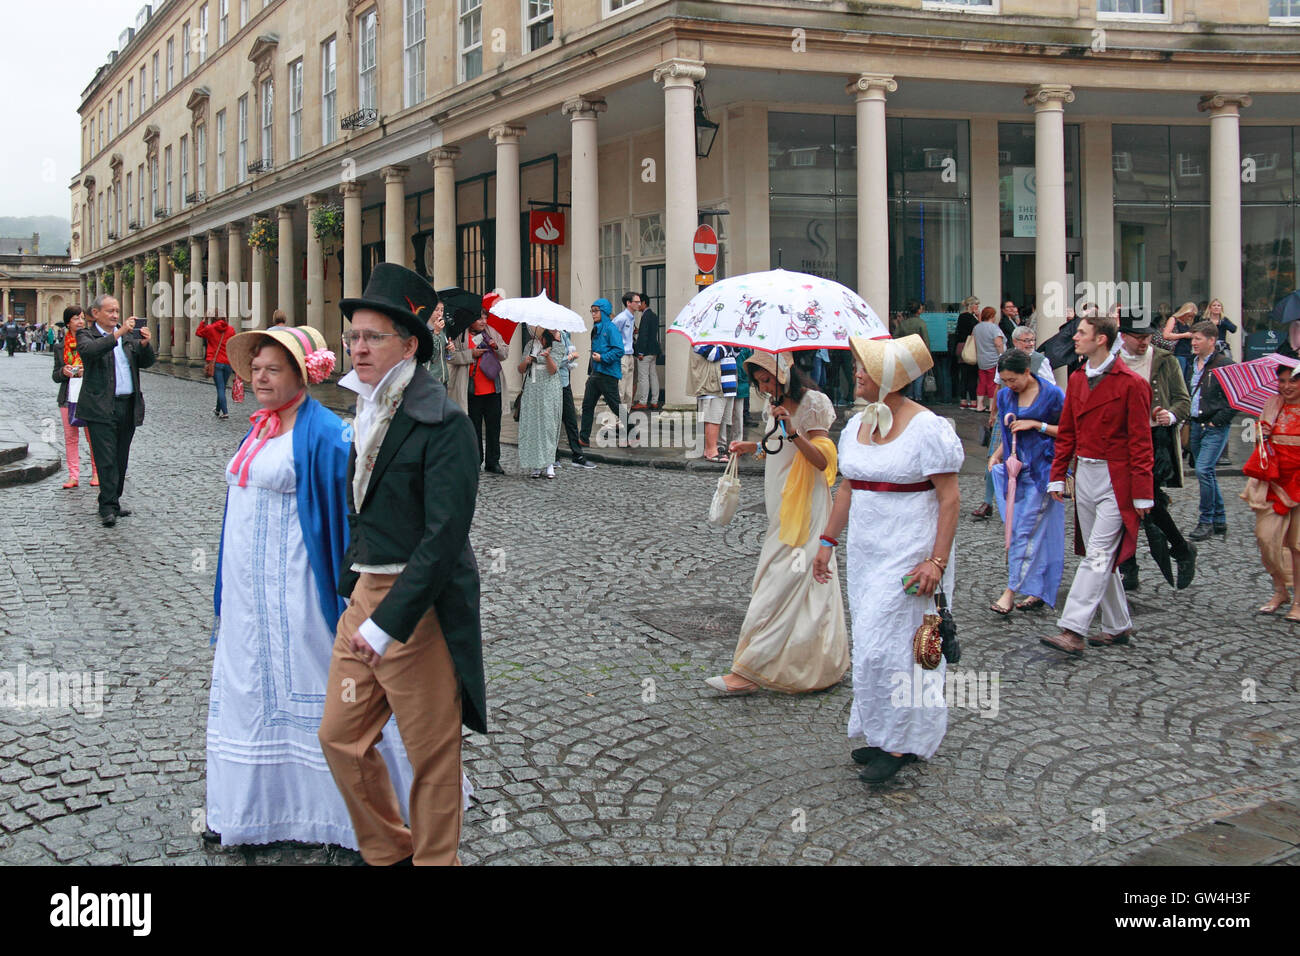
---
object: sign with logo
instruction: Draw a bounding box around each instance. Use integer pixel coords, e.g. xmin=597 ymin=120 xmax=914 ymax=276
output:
xmin=693 ymin=224 xmax=718 ymax=274
xmin=695 ymin=273 xmax=715 ymax=287
xmin=529 ymin=210 xmax=565 ymax=245
xmin=1012 ymin=166 xmax=1036 ymax=238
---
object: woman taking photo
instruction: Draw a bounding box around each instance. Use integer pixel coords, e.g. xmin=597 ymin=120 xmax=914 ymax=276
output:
xmin=1243 ymin=359 xmax=1300 ymax=620
xmin=422 ymin=300 xmax=450 ymax=386
xmin=1162 ymin=301 xmax=1198 ymax=379
xmin=987 ymin=349 xmax=1065 ymax=615
xmin=517 ymin=325 xmax=564 ymax=478
xmin=813 ymin=335 xmax=963 ymax=784
xmin=1203 ymin=298 xmax=1238 ymax=356
xmin=705 ymin=351 xmax=848 ymax=696
xmin=52 ymin=305 xmax=99 ymax=489
xmin=205 ymin=325 xmax=414 ymax=848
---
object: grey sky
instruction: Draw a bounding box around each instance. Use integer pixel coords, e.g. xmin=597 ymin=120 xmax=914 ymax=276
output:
xmin=0 ymin=0 xmax=144 ymax=219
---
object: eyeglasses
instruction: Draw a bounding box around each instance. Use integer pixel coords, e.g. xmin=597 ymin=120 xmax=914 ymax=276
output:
xmin=344 ymin=330 xmax=401 ymax=347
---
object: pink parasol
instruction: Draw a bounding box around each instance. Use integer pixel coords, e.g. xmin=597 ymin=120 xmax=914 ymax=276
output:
xmin=1002 ymin=413 xmax=1023 ymax=551
xmin=1210 ymin=353 xmax=1300 ymax=417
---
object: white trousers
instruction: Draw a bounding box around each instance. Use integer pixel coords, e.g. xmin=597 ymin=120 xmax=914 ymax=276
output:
xmin=634 ymin=355 xmax=660 ymax=406
xmin=1057 ymin=458 xmax=1133 ymax=637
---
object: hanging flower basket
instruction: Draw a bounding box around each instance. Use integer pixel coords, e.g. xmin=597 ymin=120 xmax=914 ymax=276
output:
xmin=121 ymin=261 xmax=134 ymax=288
xmin=311 ymin=202 xmax=344 ymax=255
xmin=248 ymin=216 xmax=278 ymax=253
xmin=169 ymin=244 xmax=190 ymax=274
xmin=142 ymin=254 xmax=159 ymax=284
xmin=102 ymin=270 xmax=114 ymax=294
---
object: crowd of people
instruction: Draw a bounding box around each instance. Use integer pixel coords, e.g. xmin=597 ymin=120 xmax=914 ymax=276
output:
xmin=2 ymin=317 xmax=59 ymax=356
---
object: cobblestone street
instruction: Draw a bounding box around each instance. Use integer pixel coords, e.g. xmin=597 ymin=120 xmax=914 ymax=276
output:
xmin=1 ymin=352 xmax=1296 ymax=865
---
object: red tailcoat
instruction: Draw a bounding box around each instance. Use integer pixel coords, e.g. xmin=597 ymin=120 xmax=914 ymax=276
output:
xmin=1050 ymin=359 xmax=1155 ymax=565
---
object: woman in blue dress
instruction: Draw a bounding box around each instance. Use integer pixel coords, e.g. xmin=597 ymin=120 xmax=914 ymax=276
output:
xmin=988 ymin=349 xmax=1066 ymax=615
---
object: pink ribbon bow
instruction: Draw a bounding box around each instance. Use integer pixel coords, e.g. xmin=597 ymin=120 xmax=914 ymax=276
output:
xmin=228 ymin=390 xmax=305 ymax=487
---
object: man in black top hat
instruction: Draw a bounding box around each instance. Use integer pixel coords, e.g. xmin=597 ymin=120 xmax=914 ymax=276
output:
xmin=318 ymin=262 xmax=487 ymax=866
xmin=1115 ymin=309 xmax=1197 ymax=591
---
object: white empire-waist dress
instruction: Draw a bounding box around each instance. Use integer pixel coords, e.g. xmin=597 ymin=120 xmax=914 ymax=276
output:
xmin=838 ymin=409 xmax=965 ymax=760
xmin=206 ymin=430 xmax=414 ymax=848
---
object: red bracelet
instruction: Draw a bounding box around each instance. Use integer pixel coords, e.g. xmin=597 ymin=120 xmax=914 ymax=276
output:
xmin=820 ymin=534 xmax=839 ymax=548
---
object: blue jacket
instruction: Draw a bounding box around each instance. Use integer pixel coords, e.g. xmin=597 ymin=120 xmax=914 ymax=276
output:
xmin=591 ymin=318 xmax=624 ymax=378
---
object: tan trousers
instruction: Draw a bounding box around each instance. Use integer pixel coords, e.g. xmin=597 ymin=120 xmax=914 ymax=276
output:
xmin=1057 ymin=459 xmax=1133 ymax=637
xmin=318 ymin=572 xmax=463 ymax=866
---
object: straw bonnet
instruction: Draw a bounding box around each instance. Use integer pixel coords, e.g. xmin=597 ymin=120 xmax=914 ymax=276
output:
xmin=849 ymin=334 xmax=933 ymax=394
xmin=227 ymin=325 xmax=336 ymax=384
xmin=742 ymin=350 xmax=794 ymax=389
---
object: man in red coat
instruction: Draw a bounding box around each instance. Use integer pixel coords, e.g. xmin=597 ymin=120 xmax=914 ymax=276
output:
xmin=1042 ymin=313 xmax=1155 ymax=655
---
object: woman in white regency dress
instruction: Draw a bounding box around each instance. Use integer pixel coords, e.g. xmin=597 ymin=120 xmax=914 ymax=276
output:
xmin=206 ymin=328 xmax=414 ymax=849
xmin=814 ymin=335 xmax=964 ymax=784
xmin=705 ymin=350 xmax=849 ymax=695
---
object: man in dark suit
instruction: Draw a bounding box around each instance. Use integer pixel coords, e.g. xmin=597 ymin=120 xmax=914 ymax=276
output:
xmin=317 ymin=263 xmax=486 ymax=866
xmin=76 ymin=294 xmax=155 ymax=526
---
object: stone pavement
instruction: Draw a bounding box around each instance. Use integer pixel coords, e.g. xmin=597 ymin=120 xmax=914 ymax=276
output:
xmin=0 ymin=351 xmax=1295 ymax=865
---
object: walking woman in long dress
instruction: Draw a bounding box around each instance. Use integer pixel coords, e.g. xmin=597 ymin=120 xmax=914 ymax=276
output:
xmin=516 ymin=326 xmax=564 ymax=478
xmin=813 ymin=335 xmax=964 ymax=784
xmin=205 ymin=326 xmax=414 ymax=848
xmin=705 ymin=350 xmax=849 ymax=695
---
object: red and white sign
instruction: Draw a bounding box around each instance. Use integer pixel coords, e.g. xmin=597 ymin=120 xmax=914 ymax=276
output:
xmin=693 ymin=224 xmax=718 ymax=273
xmin=529 ymin=210 xmax=565 ymax=245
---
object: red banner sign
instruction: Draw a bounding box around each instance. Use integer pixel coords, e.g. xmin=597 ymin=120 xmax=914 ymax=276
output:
xmin=529 ymin=211 xmax=565 ymax=246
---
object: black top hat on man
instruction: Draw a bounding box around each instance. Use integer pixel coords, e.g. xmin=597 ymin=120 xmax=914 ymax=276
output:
xmin=1117 ymin=306 xmax=1157 ymax=336
xmin=339 ymin=262 xmax=437 ymax=363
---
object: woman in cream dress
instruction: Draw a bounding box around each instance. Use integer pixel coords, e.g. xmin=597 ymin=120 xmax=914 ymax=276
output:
xmin=705 ymin=351 xmax=849 ymax=695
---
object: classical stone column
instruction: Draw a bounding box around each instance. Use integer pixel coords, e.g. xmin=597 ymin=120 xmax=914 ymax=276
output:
xmin=1200 ymin=92 xmax=1251 ymax=362
xmin=276 ymin=204 xmax=296 ymax=322
xmin=78 ymin=274 xmax=88 ymax=308
xmin=157 ymin=250 xmax=173 ymax=361
xmin=1 ymin=286 xmax=8 ymax=317
xmin=227 ymin=220 xmax=245 ymax=327
xmin=340 ymin=181 xmax=364 ymax=372
xmin=304 ymin=193 xmax=326 ymax=333
xmin=563 ymin=97 xmax=605 ymax=398
xmin=429 ymin=148 xmax=460 ymax=289
xmin=850 ymin=74 xmax=897 ymax=322
xmin=207 ymin=229 xmax=224 ymax=318
xmin=112 ymin=263 xmax=124 ymax=313
xmin=489 ymin=125 xmax=526 ymax=297
xmin=1026 ymin=84 xmax=1074 ymax=347
xmin=655 ymin=58 xmax=706 ymax=408
xmin=382 ymin=166 xmax=409 ymax=268
xmin=188 ymin=234 xmax=206 ymax=365
xmin=250 ymin=239 xmax=267 ymax=330
xmin=132 ymin=254 xmax=146 ymax=325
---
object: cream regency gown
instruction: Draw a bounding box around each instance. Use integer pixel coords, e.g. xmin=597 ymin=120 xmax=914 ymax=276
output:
xmin=730 ymin=390 xmax=850 ymax=692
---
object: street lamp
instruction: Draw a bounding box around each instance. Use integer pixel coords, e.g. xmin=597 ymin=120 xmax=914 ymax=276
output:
xmin=694 ymin=82 xmax=720 ymax=159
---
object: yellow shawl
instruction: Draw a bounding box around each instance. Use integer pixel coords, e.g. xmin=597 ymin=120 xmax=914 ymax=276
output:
xmin=778 ymin=435 xmax=838 ymax=547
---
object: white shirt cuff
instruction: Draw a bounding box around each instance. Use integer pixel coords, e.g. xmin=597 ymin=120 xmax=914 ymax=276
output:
xmin=1165 ymin=412 xmax=1178 ymax=427
xmin=358 ymin=617 xmax=394 ymax=657
xmin=1047 ymin=480 xmax=1065 ymax=494
xmin=1133 ymin=499 xmax=1154 ymax=510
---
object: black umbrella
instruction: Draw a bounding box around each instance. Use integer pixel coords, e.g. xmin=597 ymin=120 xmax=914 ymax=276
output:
xmin=1040 ymin=316 xmax=1081 ymax=370
xmin=438 ymin=287 xmax=483 ymax=340
xmin=1269 ymin=290 xmax=1300 ymax=326
xmin=1143 ymin=519 xmax=1175 ymax=588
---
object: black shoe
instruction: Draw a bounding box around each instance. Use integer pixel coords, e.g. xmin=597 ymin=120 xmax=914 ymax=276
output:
xmin=858 ymin=752 xmax=917 ymax=784
xmin=851 ymin=746 xmax=883 ymax=765
xmin=1188 ymin=523 xmax=1213 ymax=542
xmin=1213 ymin=523 xmax=1227 ymax=537
xmin=1121 ymin=564 xmax=1139 ymax=592
xmin=1175 ymin=543 xmax=1197 ymax=590
xmin=571 ymin=459 xmax=597 ymax=470
xmin=484 ymin=464 xmax=506 ymax=475
xmin=116 ymin=507 xmax=132 ymax=517
xmin=201 ymin=829 xmax=221 ymax=845
xmin=101 ymin=513 xmax=117 ymax=527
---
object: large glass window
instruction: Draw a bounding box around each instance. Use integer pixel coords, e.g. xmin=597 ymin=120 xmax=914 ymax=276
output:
xmin=459 ymin=0 xmax=482 ymax=82
xmin=359 ymin=10 xmax=377 ymax=110
xmin=321 ymin=37 xmax=337 ymax=145
xmin=237 ymin=94 xmax=248 ymax=183
xmin=215 ymin=110 xmax=226 ymax=191
xmin=288 ymin=59 xmax=303 ymax=160
xmin=998 ymin=123 xmax=1081 ymax=237
xmin=404 ymin=0 xmax=425 ymax=108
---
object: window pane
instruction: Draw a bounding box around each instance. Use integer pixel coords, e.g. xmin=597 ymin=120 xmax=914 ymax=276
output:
xmin=1241 ymin=126 xmax=1294 ymax=202
xmin=1112 ymin=125 xmax=1170 ymax=203
xmin=1243 ymin=204 xmax=1297 ymax=347
xmin=1114 ymin=204 xmax=1171 ymax=314
xmin=767 ymin=113 xmax=834 ymax=196
xmin=1169 ymin=125 xmax=1209 ymax=203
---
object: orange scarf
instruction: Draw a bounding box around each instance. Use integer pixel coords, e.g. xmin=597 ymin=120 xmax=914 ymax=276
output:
xmin=62 ymin=330 xmax=81 ymax=369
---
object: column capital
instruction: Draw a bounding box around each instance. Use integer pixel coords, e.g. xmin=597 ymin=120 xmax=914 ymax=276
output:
xmin=381 ymin=164 xmax=410 ymax=184
xmin=303 ymin=192 xmax=327 ymax=210
xmin=428 ymin=146 xmax=461 ymax=167
xmin=189 ymin=233 xmax=205 ymax=247
xmin=847 ymin=73 xmax=897 ymax=99
xmin=339 ymin=181 xmax=365 ymax=200
xmin=227 ymin=218 xmax=244 ymax=234
xmin=207 ymin=226 xmax=226 ymax=240
xmin=488 ymin=124 xmax=526 ymax=145
xmin=1198 ymin=92 xmax=1252 ymax=114
xmin=1024 ymin=84 xmax=1075 ymax=110
xmin=562 ymin=96 xmax=608 ymax=119
xmin=653 ymin=58 xmax=706 ymax=88
xmin=275 ymin=203 xmax=296 ymax=219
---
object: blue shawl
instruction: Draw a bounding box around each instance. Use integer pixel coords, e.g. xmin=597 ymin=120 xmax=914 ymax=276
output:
xmin=211 ymin=396 xmax=352 ymax=642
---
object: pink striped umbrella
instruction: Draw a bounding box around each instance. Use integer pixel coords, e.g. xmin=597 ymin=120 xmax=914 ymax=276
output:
xmin=1210 ymin=354 xmax=1300 ymax=416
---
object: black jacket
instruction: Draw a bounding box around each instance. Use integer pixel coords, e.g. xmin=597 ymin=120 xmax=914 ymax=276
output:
xmin=52 ymin=348 xmax=74 ymax=406
xmin=339 ymin=365 xmax=487 ymax=733
xmin=634 ymin=309 xmax=660 ymax=357
xmin=75 ymin=323 xmax=156 ymax=425
xmin=1190 ymin=351 xmax=1235 ymax=428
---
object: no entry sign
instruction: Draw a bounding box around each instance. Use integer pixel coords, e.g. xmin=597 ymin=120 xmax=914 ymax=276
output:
xmin=693 ymin=224 xmax=718 ymax=274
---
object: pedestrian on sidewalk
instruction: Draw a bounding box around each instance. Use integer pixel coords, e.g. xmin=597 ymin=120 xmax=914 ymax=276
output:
xmin=579 ymin=298 xmax=624 ymax=448
xmin=614 ymin=292 xmax=639 ymax=407
xmin=632 ymin=292 xmax=661 ymax=410
xmin=77 ymin=294 xmax=155 ymax=527
xmin=988 ymin=349 xmax=1065 ymax=615
xmin=893 ymin=300 xmax=931 ymax=403
xmin=1041 ymin=313 xmax=1154 ymax=656
xmin=2 ymin=317 xmax=19 ymax=357
xmin=321 ymin=262 xmax=487 ymax=866
xmin=517 ymin=325 xmax=564 ymax=478
xmin=1116 ymin=312 xmax=1198 ymax=591
xmin=555 ymin=329 xmax=595 ymax=469
xmin=725 ymin=346 xmax=753 ymax=449
xmin=955 ymin=296 xmax=980 ymax=408
xmin=707 ymin=350 xmax=847 ymax=697
xmin=973 ymin=307 xmax=1005 ymax=413
xmin=52 ymin=305 xmax=99 ymax=490
xmin=1186 ymin=321 xmax=1236 ymax=542
xmin=813 ymin=335 xmax=963 ymax=784
xmin=690 ymin=343 xmax=732 ymax=463
xmin=421 ymin=300 xmax=449 ymax=386
xmin=460 ymin=295 xmax=508 ymax=475
xmin=1162 ymin=301 xmax=1198 ymax=379
xmin=197 ymin=312 xmax=237 ymax=419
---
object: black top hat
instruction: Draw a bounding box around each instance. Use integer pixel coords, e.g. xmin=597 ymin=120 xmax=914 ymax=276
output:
xmin=1117 ymin=306 xmax=1157 ymax=336
xmin=339 ymin=262 xmax=437 ymax=363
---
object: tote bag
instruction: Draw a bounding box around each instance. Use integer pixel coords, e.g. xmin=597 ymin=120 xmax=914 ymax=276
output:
xmin=708 ymin=453 xmax=742 ymax=527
